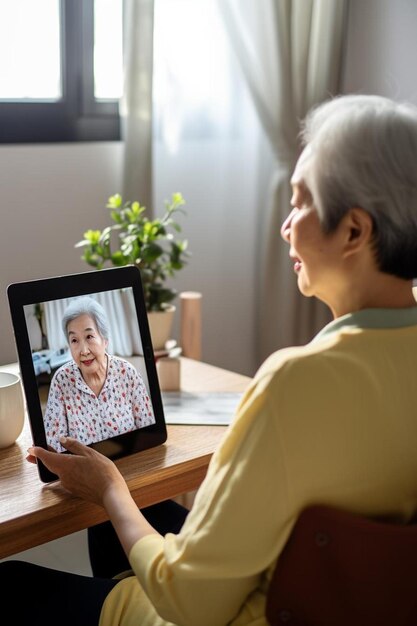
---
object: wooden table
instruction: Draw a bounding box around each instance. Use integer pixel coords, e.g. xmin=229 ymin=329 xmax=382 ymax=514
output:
xmin=0 ymin=358 xmax=250 ymax=559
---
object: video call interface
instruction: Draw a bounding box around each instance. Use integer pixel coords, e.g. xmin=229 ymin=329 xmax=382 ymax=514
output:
xmin=24 ymin=287 xmax=156 ymax=452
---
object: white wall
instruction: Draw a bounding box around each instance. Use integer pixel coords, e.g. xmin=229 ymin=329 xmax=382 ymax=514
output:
xmin=2 ymin=0 xmax=417 ymax=375
xmin=341 ymin=0 xmax=417 ymax=104
xmin=0 ymin=142 xmax=123 ymax=364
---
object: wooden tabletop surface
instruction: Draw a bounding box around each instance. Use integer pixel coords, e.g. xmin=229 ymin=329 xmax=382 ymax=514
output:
xmin=0 ymin=358 xmax=250 ymax=559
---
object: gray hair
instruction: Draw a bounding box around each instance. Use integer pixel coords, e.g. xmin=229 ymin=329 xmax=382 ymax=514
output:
xmin=62 ymin=296 xmax=110 ymax=341
xmin=300 ymin=94 xmax=417 ymax=279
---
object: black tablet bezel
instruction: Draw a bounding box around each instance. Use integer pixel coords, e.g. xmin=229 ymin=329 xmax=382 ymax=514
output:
xmin=7 ymin=265 xmax=167 ymax=483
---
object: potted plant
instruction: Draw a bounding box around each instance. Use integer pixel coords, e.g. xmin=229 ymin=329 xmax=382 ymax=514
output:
xmin=75 ymin=192 xmax=190 ymax=349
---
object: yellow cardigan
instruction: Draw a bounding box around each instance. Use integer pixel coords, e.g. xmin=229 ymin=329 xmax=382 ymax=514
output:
xmin=100 ymin=307 xmax=417 ymax=626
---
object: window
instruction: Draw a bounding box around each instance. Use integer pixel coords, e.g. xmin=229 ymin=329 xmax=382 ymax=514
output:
xmin=0 ymin=0 xmax=123 ymax=143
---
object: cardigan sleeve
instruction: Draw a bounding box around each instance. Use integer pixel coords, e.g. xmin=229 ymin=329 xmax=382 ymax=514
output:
xmin=128 ymin=374 xmax=292 ymax=626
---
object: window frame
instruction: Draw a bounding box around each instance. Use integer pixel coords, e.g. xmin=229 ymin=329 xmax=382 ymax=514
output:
xmin=0 ymin=0 xmax=121 ymax=144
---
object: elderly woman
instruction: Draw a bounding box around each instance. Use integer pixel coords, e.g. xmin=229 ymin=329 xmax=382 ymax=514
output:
xmin=4 ymin=94 xmax=417 ymax=626
xmin=44 ymin=296 xmax=155 ymax=452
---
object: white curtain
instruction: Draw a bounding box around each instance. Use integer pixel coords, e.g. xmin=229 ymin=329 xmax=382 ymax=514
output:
xmin=219 ymin=0 xmax=347 ymax=362
xmin=120 ymin=0 xmax=154 ymax=213
xmin=43 ymin=290 xmax=143 ymax=357
xmin=152 ymin=0 xmax=261 ymax=376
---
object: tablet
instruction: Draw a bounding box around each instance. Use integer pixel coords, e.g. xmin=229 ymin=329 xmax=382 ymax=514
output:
xmin=7 ymin=265 xmax=167 ymax=483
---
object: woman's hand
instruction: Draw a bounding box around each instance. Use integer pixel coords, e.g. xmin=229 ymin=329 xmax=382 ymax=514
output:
xmin=27 ymin=437 xmax=129 ymax=507
xmin=28 ymin=436 xmax=160 ymax=554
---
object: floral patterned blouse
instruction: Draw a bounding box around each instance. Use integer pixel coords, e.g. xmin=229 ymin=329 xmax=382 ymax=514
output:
xmin=43 ymin=355 xmax=155 ymax=452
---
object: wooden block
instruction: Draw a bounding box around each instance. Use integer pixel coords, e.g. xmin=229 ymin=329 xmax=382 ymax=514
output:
xmin=180 ymin=291 xmax=202 ymax=360
xmin=157 ymin=356 xmax=181 ymax=391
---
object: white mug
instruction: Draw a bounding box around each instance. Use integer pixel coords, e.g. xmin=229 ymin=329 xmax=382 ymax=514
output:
xmin=0 ymin=371 xmax=25 ymax=448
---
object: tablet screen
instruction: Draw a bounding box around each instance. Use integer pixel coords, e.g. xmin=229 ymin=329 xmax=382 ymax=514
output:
xmin=8 ymin=266 xmax=167 ymax=482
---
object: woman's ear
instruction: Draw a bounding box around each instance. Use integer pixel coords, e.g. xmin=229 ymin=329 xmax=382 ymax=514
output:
xmin=342 ymin=207 xmax=374 ymax=258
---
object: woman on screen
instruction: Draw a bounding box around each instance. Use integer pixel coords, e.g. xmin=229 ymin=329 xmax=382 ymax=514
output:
xmin=43 ymin=296 xmax=155 ymax=452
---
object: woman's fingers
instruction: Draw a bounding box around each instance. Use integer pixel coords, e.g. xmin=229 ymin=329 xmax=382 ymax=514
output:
xmin=59 ymin=436 xmax=91 ymax=456
xmin=26 ymin=443 xmax=57 ymax=464
xmin=27 ymin=445 xmax=70 ymax=474
xmin=26 ymin=437 xmax=91 ymax=466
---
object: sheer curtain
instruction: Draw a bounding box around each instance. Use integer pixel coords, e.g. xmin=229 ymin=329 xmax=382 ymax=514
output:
xmin=120 ymin=0 xmax=154 ymax=212
xmin=219 ymin=0 xmax=347 ymax=363
xmin=152 ymin=0 xmax=261 ymax=375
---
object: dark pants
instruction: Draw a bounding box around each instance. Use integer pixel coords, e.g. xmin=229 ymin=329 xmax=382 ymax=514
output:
xmin=88 ymin=499 xmax=189 ymax=578
xmin=0 ymin=500 xmax=189 ymax=626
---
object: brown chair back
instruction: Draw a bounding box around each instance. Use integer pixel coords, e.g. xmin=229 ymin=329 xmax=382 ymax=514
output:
xmin=266 ymin=504 xmax=417 ymax=625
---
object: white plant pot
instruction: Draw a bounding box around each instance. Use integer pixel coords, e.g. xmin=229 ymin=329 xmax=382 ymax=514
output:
xmin=147 ymin=305 xmax=176 ymax=351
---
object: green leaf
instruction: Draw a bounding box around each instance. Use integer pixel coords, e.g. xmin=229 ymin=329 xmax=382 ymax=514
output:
xmin=171 ymin=192 xmax=185 ymax=207
xmin=83 ymin=229 xmax=102 ymax=244
xmin=107 ymin=194 xmax=122 ymax=209
xmin=82 ymin=250 xmax=103 ymax=268
xmin=143 ymin=221 xmax=158 ymax=237
xmin=111 ymin=250 xmax=129 ymax=266
xmin=141 ymin=242 xmax=164 ymax=262
xmin=110 ymin=210 xmax=122 ymax=224
xmin=99 ymin=227 xmax=111 ymax=244
xmin=131 ymin=201 xmax=146 ymax=217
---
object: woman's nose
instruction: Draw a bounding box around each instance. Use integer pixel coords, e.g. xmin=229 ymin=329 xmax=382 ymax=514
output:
xmin=80 ymin=343 xmax=90 ymax=355
xmin=280 ymin=208 xmax=296 ymax=243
